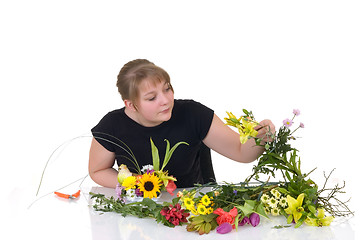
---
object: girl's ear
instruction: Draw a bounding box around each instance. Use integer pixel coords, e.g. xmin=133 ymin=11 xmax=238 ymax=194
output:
xmin=124 ymin=99 xmax=137 ymax=111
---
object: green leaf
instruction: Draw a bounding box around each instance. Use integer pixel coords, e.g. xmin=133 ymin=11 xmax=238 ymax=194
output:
xmin=150 ymin=138 xmax=160 ymax=171
xmin=161 ymin=140 xmax=188 ymax=171
xmin=142 ymin=198 xmax=157 ymax=210
xmin=295 ymin=215 xmax=306 ymax=228
xmin=256 ymin=203 xmax=270 ymax=219
xmin=172 ymin=197 xmax=180 ymax=206
xmin=238 ymin=200 xmax=255 ymax=216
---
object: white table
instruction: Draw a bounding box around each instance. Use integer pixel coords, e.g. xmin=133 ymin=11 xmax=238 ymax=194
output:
xmin=7 ymin=186 xmax=356 ymax=240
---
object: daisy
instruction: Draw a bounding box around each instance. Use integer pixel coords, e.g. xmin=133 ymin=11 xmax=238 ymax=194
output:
xmin=271 ymin=189 xmax=281 ymax=199
xmin=197 ymin=204 xmax=207 ymax=215
xmin=201 ymin=195 xmax=211 ymax=206
xmin=268 ymin=197 xmax=279 ymax=209
xmin=184 ymin=197 xmax=195 ymax=210
xmin=271 ymin=207 xmax=280 ymax=216
xmin=138 ymin=173 xmax=161 ymax=199
xmin=261 ymin=194 xmax=270 ymax=204
xmin=279 ymin=197 xmax=288 ymax=208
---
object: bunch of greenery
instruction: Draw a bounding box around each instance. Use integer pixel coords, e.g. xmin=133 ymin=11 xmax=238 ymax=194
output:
xmin=225 ymin=109 xmax=353 ymax=227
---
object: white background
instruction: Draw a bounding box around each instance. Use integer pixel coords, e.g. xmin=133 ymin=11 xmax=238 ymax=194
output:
xmin=1 ymin=0 xmax=360 ymax=236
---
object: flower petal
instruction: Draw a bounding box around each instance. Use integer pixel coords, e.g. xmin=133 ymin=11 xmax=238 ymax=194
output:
xmin=249 ymin=213 xmax=260 ymax=227
xmin=217 ymin=223 xmax=232 ymax=234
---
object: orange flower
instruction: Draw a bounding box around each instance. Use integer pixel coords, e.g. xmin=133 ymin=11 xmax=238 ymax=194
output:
xmin=213 ymin=207 xmax=238 ymax=228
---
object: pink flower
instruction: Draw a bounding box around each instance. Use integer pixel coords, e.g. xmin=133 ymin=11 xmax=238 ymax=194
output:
xmin=213 ymin=207 xmax=238 ymax=228
xmin=293 ymin=109 xmax=300 ymax=116
xmin=238 ymin=216 xmax=250 ymax=226
xmin=239 ymin=213 xmax=260 ymax=227
xmin=216 ymin=222 xmax=233 ymax=234
xmin=299 ymin=122 xmax=304 ymax=128
xmin=283 ymin=118 xmax=293 ymax=128
xmin=165 ymin=180 xmax=177 ymax=196
xmin=249 ymin=213 xmax=260 ymax=227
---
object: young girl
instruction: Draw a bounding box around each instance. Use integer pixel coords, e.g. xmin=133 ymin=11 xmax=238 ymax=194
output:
xmin=89 ymin=59 xmax=275 ymax=188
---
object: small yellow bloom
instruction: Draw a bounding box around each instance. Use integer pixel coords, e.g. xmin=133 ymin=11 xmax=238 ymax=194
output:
xmin=201 ymin=195 xmax=211 ymax=206
xmin=285 ymin=193 xmax=305 ymax=223
xmin=305 ymin=208 xmax=334 ymax=227
xmin=197 ymin=204 xmax=207 ymax=215
xmin=207 ymin=207 xmax=214 ymax=214
xmin=271 ymin=208 xmax=280 ymax=216
xmin=122 ymin=176 xmax=137 ymax=190
xmin=184 ymin=197 xmax=195 ymax=210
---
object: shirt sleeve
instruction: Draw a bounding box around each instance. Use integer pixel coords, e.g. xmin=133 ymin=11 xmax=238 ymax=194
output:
xmin=91 ymin=112 xmax=117 ymax=152
xmin=186 ymin=100 xmax=214 ymax=140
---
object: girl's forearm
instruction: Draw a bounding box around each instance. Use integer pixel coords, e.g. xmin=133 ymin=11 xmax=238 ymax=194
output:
xmin=239 ymin=138 xmax=265 ymax=163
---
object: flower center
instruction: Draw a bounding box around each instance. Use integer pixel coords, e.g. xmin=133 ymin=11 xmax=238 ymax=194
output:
xmin=144 ymin=181 xmax=154 ymax=191
xmin=296 ymin=207 xmax=304 ymax=212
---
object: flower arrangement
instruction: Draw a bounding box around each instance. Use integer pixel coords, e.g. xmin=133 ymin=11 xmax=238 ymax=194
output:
xmin=115 ymin=138 xmax=187 ymax=202
xmin=90 ymin=109 xmax=353 ymax=234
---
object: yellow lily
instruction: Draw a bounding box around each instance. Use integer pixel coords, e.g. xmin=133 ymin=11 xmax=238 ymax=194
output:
xmin=224 ymin=112 xmax=242 ymax=128
xmin=285 ymin=193 xmax=305 ymax=223
xmin=155 ymin=170 xmax=177 ymax=187
xmin=305 ymin=208 xmax=334 ymax=227
xmin=238 ymin=118 xmax=258 ymax=144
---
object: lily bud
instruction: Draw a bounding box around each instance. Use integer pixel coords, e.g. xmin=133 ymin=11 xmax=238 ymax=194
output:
xmin=117 ymin=164 xmax=132 ymax=184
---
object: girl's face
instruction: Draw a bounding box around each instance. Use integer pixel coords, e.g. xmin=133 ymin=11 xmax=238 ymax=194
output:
xmin=132 ymin=78 xmax=174 ymax=127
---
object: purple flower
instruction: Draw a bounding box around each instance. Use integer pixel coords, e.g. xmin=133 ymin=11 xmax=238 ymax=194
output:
xmin=293 ymin=109 xmax=300 ymax=116
xmin=146 ymin=169 xmax=155 ymax=175
xmin=283 ymin=118 xmax=293 ymax=127
xmin=216 ymin=222 xmax=233 ymax=234
xmin=115 ymin=183 xmax=125 ymax=201
xmin=238 ymin=216 xmax=250 ymax=226
xmin=233 ymin=190 xmax=238 ymax=195
xmin=249 ymin=213 xmax=260 ymax=227
xmin=135 ymin=188 xmax=143 ymax=197
xmin=299 ymin=122 xmax=304 ymax=128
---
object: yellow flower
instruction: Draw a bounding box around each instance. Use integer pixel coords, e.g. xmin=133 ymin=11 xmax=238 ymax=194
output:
xmin=224 ymin=112 xmax=241 ymax=128
xmin=122 ymin=176 xmax=137 ymax=190
xmin=201 ymin=195 xmax=211 ymax=206
xmin=305 ymin=208 xmax=334 ymax=227
xmin=138 ymin=173 xmax=161 ymax=199
xmin=154 ymin=170 xmax=176 ymax=187
xmin=184 ymin=197 xmax=195 ymax=210
xmin=238 ymin=118 xmax=258 ymax=144
xmin=207 ymin=207 xmax=214 ymax=214
xmin=197 ymin=204 xmax=207 ymax=215
xmin=285 ymin=193 xmax=305 ymax=223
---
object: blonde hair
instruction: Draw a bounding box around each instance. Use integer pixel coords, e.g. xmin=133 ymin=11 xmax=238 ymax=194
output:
xmin=116 ymin=59 xmax=173 ymax=102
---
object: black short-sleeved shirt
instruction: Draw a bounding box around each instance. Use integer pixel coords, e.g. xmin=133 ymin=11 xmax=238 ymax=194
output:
xmin=91 ymin=99 xmax=214 ymax=187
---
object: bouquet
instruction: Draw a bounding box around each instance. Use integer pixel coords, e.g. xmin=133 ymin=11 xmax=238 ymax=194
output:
xmin=115 ymin=138 xmax=188 ymax=201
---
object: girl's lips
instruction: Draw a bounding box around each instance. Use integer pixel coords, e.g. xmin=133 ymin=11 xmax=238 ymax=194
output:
xmin=160 ymin=108 xmax=170 ymax=113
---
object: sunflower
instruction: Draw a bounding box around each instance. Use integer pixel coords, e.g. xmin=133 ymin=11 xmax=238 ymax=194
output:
xmin=138 ymin=173 xmax=161 ymax=199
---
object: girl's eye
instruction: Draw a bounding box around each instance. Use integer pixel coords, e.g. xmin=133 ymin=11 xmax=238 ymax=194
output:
xmin=148 ymin=96 xmax=156 ymax=101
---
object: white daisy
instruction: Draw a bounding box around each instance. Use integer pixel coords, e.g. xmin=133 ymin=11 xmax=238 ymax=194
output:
xmin=268 ymin=197 xmax=279 ymax=208
xmin=141 ymin=164 xmax=154 ymax=173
